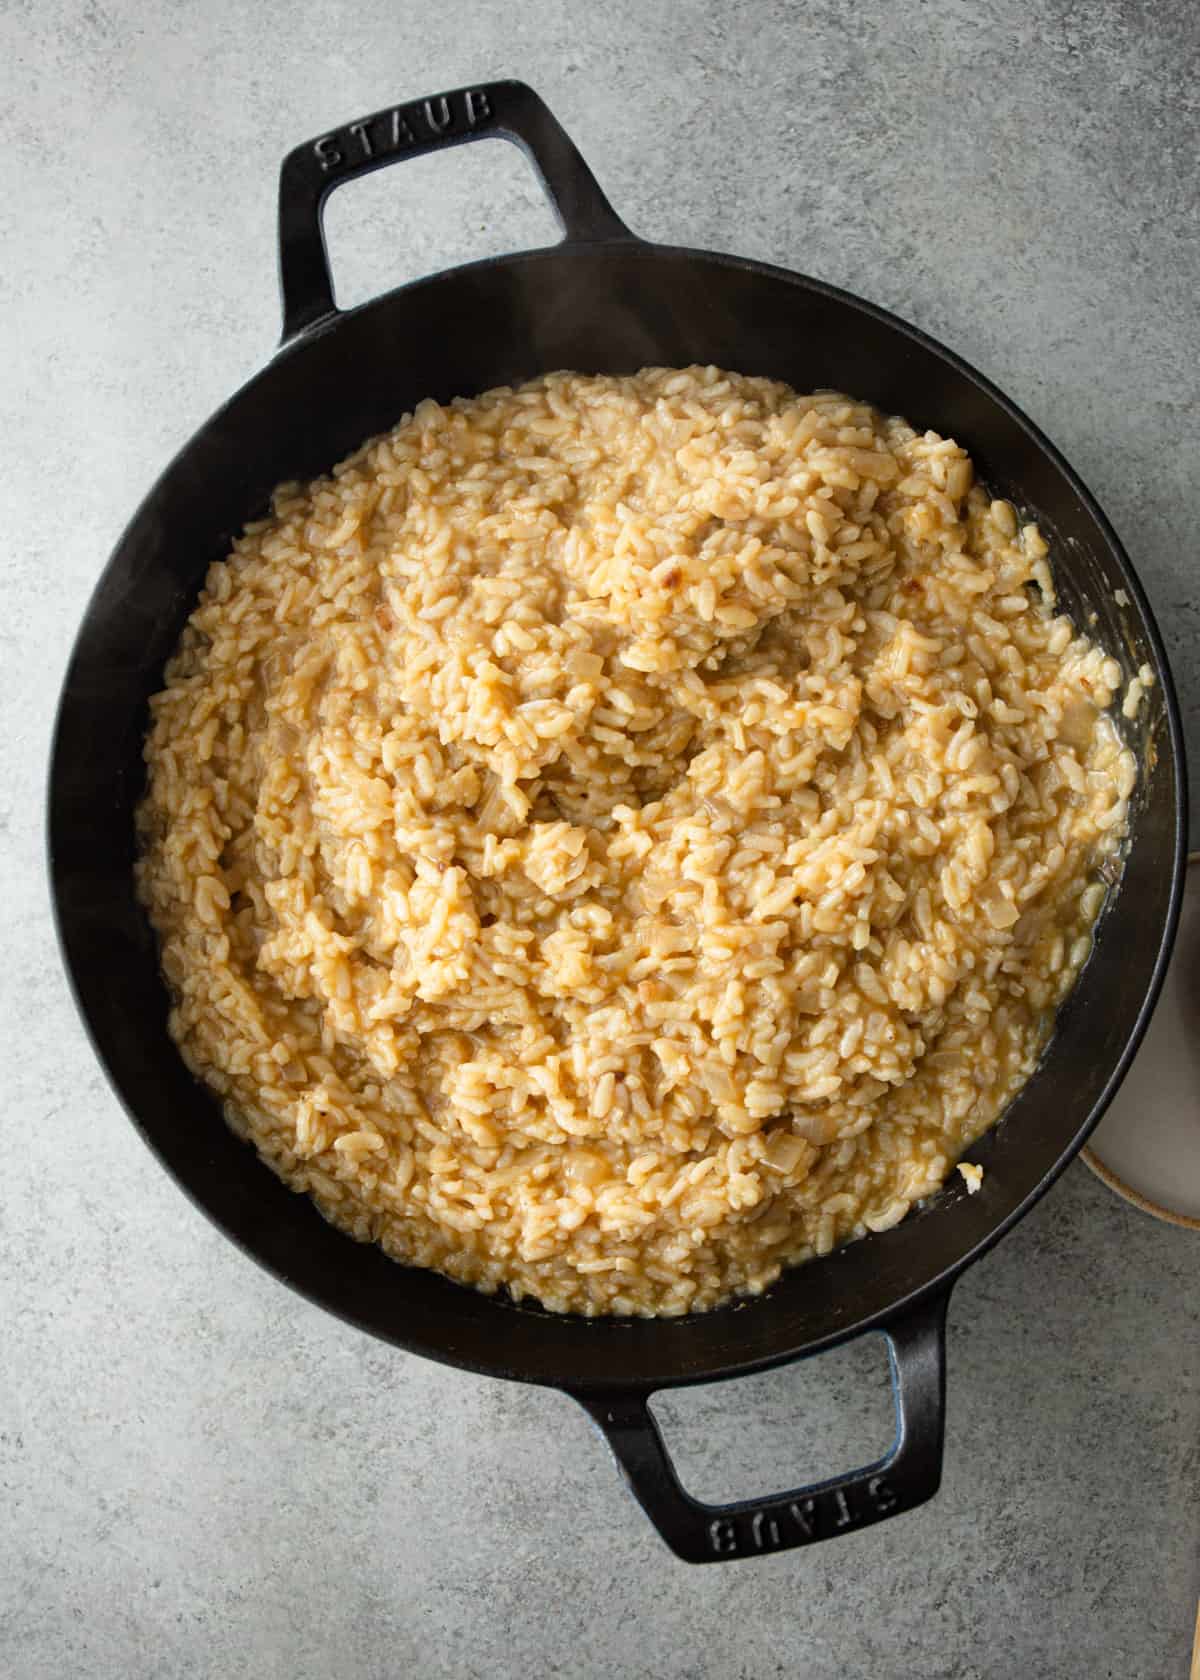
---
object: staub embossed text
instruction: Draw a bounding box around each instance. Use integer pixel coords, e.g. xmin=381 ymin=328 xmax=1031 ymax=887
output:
xmin=707 ymin=1475 xmax=898 ymax=1556
xmin=312 ymin=88 xmax=494 ymax=173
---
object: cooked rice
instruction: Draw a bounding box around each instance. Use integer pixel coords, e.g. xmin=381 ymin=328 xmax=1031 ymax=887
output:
xmin=135 ymin=368 xmax=1137 ymax=1316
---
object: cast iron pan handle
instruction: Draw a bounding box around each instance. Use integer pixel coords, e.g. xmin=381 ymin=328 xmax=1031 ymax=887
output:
xmin=574 ymin=1288 xmax=950 ymax=1563
xmin=277 ymin=79 xmax=632 ymax=342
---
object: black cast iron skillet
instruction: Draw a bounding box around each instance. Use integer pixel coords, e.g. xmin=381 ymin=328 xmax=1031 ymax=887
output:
xmin=49 ymin=81 xmax=1187 ymax=1562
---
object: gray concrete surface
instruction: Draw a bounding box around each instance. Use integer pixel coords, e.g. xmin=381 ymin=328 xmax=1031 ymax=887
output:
xmin=3 ymin=1 xmax=1199 ymax=1674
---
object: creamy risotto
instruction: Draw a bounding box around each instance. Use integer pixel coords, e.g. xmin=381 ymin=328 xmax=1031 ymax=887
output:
xmin=136 ymin=368 xmax=1138 ymax=1315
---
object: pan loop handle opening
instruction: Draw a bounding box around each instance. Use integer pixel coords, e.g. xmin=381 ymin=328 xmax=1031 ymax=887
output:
xmin=571 ymin=1287 xmax=950 ymax=1563
xmin=277 ymin=79 xmax=634 ymax=343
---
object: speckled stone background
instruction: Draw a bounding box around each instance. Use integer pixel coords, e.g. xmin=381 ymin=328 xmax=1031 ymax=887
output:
xmin=4 ymin=2 xmax=1199 ymax=1675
